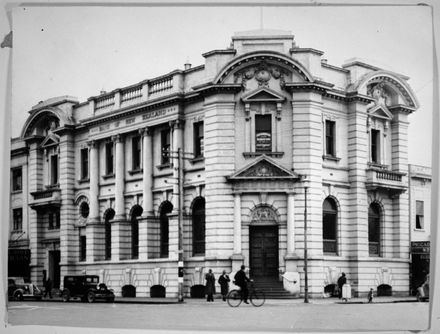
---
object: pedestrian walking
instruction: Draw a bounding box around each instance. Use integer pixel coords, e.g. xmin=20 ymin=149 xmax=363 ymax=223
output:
xmin=44 ymin=277 xmax=53 ymax=299
xmin=367 ymin=288 xmax=374 ymax=303
xmin=234 ymin=265 xmax=251 ymax=304
xmin=218 ymin=270 xmax=230 ymax=301
xmin=205 ymin=269 xmax=216 ymax=302
xmin=337 ymin=272 xmax=346 ymax=299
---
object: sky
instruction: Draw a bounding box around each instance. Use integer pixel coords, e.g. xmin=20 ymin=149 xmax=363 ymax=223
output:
xmin=9 ymin=4 xmax=434 ymax=167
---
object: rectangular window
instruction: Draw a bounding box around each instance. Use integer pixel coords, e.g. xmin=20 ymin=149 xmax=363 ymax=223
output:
xmin=50 ymin=155 xmax=58 ymax=185
xmin=161 ymin=129 xmax=170 ymax=165
xmin=80 ymin=148 xmax=89 ymax=180
xmin=105 ymin=142 xmax=114 ymax=175
xmin=255 ymin=114 xmax=272 ymax=152
xmin=79 ymin=235 xmax=86 ymax=261
xmin=48 ymin=210 xmax=60 ymax=229
xmin=371 ymin=129 xmax=380 ymax=163
xmin=132 ymin=136 xmax=141 ymax=170
xmin=193 ymin=121 xmax=204 ymax=158
xmin=12 ymin=168 xmax=23 ymax=192
xmin=13 ymin=208 xmax=23 ymax=231
xmin=325 ymin=120 xmax=336 ymax=157
xmin=416 ymin=200 xmax=424 ymax=230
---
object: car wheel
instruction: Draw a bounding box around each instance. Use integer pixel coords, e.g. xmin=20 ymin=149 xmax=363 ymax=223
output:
xmin=62 ymin=290 xmax=70 ymax=302
xmin=14 ymin=291 xmax=23 ymax=301
xmin=87 ymin=291 xmax=96 ymax=303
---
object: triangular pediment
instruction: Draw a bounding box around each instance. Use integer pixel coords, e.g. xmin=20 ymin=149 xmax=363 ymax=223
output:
xmin=228 ymin=155 xmax=300 ymax=181
xmin=40 ymin=133 xmax=60 ymax=148
xmin=368 ymin=104 xmax=393 ymax=121
xmin=242 ymin=87 xmax=285 ymax=103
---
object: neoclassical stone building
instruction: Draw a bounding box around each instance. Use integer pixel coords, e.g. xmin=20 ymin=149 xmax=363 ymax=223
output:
xmin=9 ymin=30 xmax=420 ymax=298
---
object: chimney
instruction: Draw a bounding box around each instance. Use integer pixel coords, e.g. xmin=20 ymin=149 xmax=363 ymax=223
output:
xmin=184 ymin=62 xmax=192 ymax=70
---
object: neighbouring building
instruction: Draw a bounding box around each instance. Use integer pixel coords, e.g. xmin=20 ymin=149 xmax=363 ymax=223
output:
xmin=409 ymin=164 xmax=431 ymax=295
xmin=9 ymin=29 xmax=423 ymax=298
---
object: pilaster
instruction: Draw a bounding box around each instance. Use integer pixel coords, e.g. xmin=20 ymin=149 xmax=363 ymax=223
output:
xmin=113 ymin=134 xmax=126 ymax=220
xmin=87 ymin=140 xmax=100 ymax=222
xmin=203 ymin=95 xmax=236 ymax=258
xmin=141 ymin=127 xmax=154 ymax=216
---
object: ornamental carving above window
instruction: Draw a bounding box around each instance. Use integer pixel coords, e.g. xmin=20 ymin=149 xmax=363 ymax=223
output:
xmin=234 ymin=61 xmax=287 ymax=90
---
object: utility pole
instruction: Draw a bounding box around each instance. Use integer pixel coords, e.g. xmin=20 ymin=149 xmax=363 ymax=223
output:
xmin=304 ymin=185 xmax=309 ymax=303
xmin=177 ymin=147 xmax=184 ymax=302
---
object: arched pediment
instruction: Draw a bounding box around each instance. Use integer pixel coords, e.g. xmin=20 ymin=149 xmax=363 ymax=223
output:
xmin=21 ymin=106 xmax=74 ymax=139
xmin=241 ymin=87 xmax=286 ymax=103
xmin=350 ymin=71 xmax=419 ymax=110
xmin=213 ymin=51 xmax=314 ymax=88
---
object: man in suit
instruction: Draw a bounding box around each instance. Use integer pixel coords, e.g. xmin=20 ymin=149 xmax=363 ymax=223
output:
xmin=234 ymin=265 xmax=251 ymax=304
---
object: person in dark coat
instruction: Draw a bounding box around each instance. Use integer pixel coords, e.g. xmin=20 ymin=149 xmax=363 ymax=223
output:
xmin=44 ymin=277 xmax=53 ymax=299
xmin=234 ymin=265 xmax=250 ymax=304
xmin=205 ymin=269 xmax=216 ymax=302
xmin=337 ymin=272 xmax=346 ymax=299
xmin=218 ymin=270 xmax=231 ymax=301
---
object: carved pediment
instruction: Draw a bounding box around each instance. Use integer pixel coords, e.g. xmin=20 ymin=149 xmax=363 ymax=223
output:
xmin=40 ymin=133 xmax=60 ymax=148
xmin=368 ymin=104 xmax=393 ymax=121
xmin=242 ymin=87 xmax=285 ymax=103
xmin=228 ymin=155 xmax=300 ymax=181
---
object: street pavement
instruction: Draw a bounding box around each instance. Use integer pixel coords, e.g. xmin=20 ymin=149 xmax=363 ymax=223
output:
xmin=5 ymin=296 xmax=429 ymax=333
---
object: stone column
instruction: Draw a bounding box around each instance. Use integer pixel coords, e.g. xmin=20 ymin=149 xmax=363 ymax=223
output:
xmin=244 ymin=104 xmax=251 ymax=152
xmin=139 ymin=127 xmax=154 ymax=260
xmin=171 ymin=120 xmax=184 ymax=211
xmin=276 ymin=103 xmax=282 ymax=152
xmin=233 ymin=192 xmax=242 ymax=254
xmin=113 ymin=134 xmax=125 ymax=220
xmin=141 ymin=127 xmax=154 ymax=215
xmin=86 ymin=140 xmax=103 ymax=262
xmin=391 ymin=110 xmax=410 ymax=259
xmin=232 ymin=192 xmax=244 ymax=272
xmin=87 ymin=140 xmax=100 ymax=222
xmin=112 ymin=134 xmax=130 ymax=260
xmin=286 ymin=192 xmax=296 ymax=255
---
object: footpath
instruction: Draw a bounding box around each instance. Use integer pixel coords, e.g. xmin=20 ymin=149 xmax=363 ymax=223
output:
xmin=35 ymin=294 xmax=419 ymax=305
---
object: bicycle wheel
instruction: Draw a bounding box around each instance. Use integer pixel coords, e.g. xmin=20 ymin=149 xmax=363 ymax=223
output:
xmin=227 ymin=290 xmax=242 ymax=307
xmin=250 ymin=289 xmax=265 ymax=307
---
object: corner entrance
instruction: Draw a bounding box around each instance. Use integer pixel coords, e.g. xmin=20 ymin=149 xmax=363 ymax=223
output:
xmin=249 ymin=225 xmax=279 ymax=278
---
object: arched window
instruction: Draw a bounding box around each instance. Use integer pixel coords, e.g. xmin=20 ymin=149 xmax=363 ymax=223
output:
xmin=322 ymin=198 xmax=338 ymax=254
xmin=192 ymin=197 xmax=206 ymax=256
xmin=160 ymin=201 xmax=173 ymax=258
xmin=80 ymin=202 xmax=90 ymax=218
xmin=130 ymin=205 xmax=143 ymax=259
xmin=104 ymin=208 xmax=115 ymax=260
xmin=368 ymin=203 xmax=381 ymax=256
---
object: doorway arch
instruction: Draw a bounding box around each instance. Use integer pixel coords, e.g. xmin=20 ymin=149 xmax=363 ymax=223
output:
xmin=249 ymin=205 xmax=279 ymax=278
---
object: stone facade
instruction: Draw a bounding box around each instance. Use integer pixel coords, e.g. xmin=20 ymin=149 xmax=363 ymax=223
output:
xmin=9 ymin=30 xmax=422 ymax=298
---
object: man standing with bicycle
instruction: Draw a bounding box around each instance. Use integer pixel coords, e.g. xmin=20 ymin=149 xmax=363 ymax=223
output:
xmin=234 ymin=265 xmax=250 ymax=304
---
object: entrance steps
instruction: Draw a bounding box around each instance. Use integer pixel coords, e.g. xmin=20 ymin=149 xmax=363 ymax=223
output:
xmin=251 ymin=278 xmax=297 ymax=299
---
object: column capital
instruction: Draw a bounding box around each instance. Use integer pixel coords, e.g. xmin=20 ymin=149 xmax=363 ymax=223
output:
xmin=139 ymin=126 xmax=153 ymax=137
xmin=111 ymin=134 xmax=124 ymax=143
xmin=169 ymin=119 xmax=185 ymax=130
xmin=87 ymin=140 xmax=98 ymax=148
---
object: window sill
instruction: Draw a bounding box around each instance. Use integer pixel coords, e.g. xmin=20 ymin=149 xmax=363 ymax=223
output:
xmin=11 ymin=190 xmax=23 ymax=194
xmin=414 ymin=228 xmax=426 ymax=232
xmin=322 ymin=155 xmax=341 ymax=162
xmin=156 ymin=163 xmax=171 ymax=171
xmin=78 ymin=178 xmax=90 ymax=184
xmin=46 ymin=184 xmax=60 ymax=189
xmin=368 ymin=162 xmax=389 ymax=170
xmin=243 ymin=152 xmax=284 ymax=158
xmin=128 ymin=168 xmax=143 ymax=175
xmin=102 ymin=173 xmax=115 ymax=180
xmin=48 ymin=227 xmax=60 ymax=230
xmin=189 ymin=157 xmax=204 ymax=164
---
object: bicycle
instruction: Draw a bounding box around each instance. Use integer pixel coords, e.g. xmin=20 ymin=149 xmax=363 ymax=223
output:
xmin=227 ymin=280 xmax=265 ymax=307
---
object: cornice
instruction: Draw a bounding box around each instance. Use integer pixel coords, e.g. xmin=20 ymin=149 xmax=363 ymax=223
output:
xmin=290 ymin=47 xmax=324 ymax=56
xmin=11 ymin=146 xmax=29 ymax=157
xmin=202 ymin=49 xmax=237 ymax=58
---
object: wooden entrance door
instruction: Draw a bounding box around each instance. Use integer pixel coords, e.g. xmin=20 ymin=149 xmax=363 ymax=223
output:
xmin=49 ymin=250 xmax=61 ymax=288
xmin=249 ymin=225 xmax=279 ymax=278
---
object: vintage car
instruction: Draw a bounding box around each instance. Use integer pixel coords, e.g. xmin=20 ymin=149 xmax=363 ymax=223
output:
xmin=8 ymin=277 xmax=43 ymax=301
xmin=61 ymin=275 xmax=115 ymax=303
